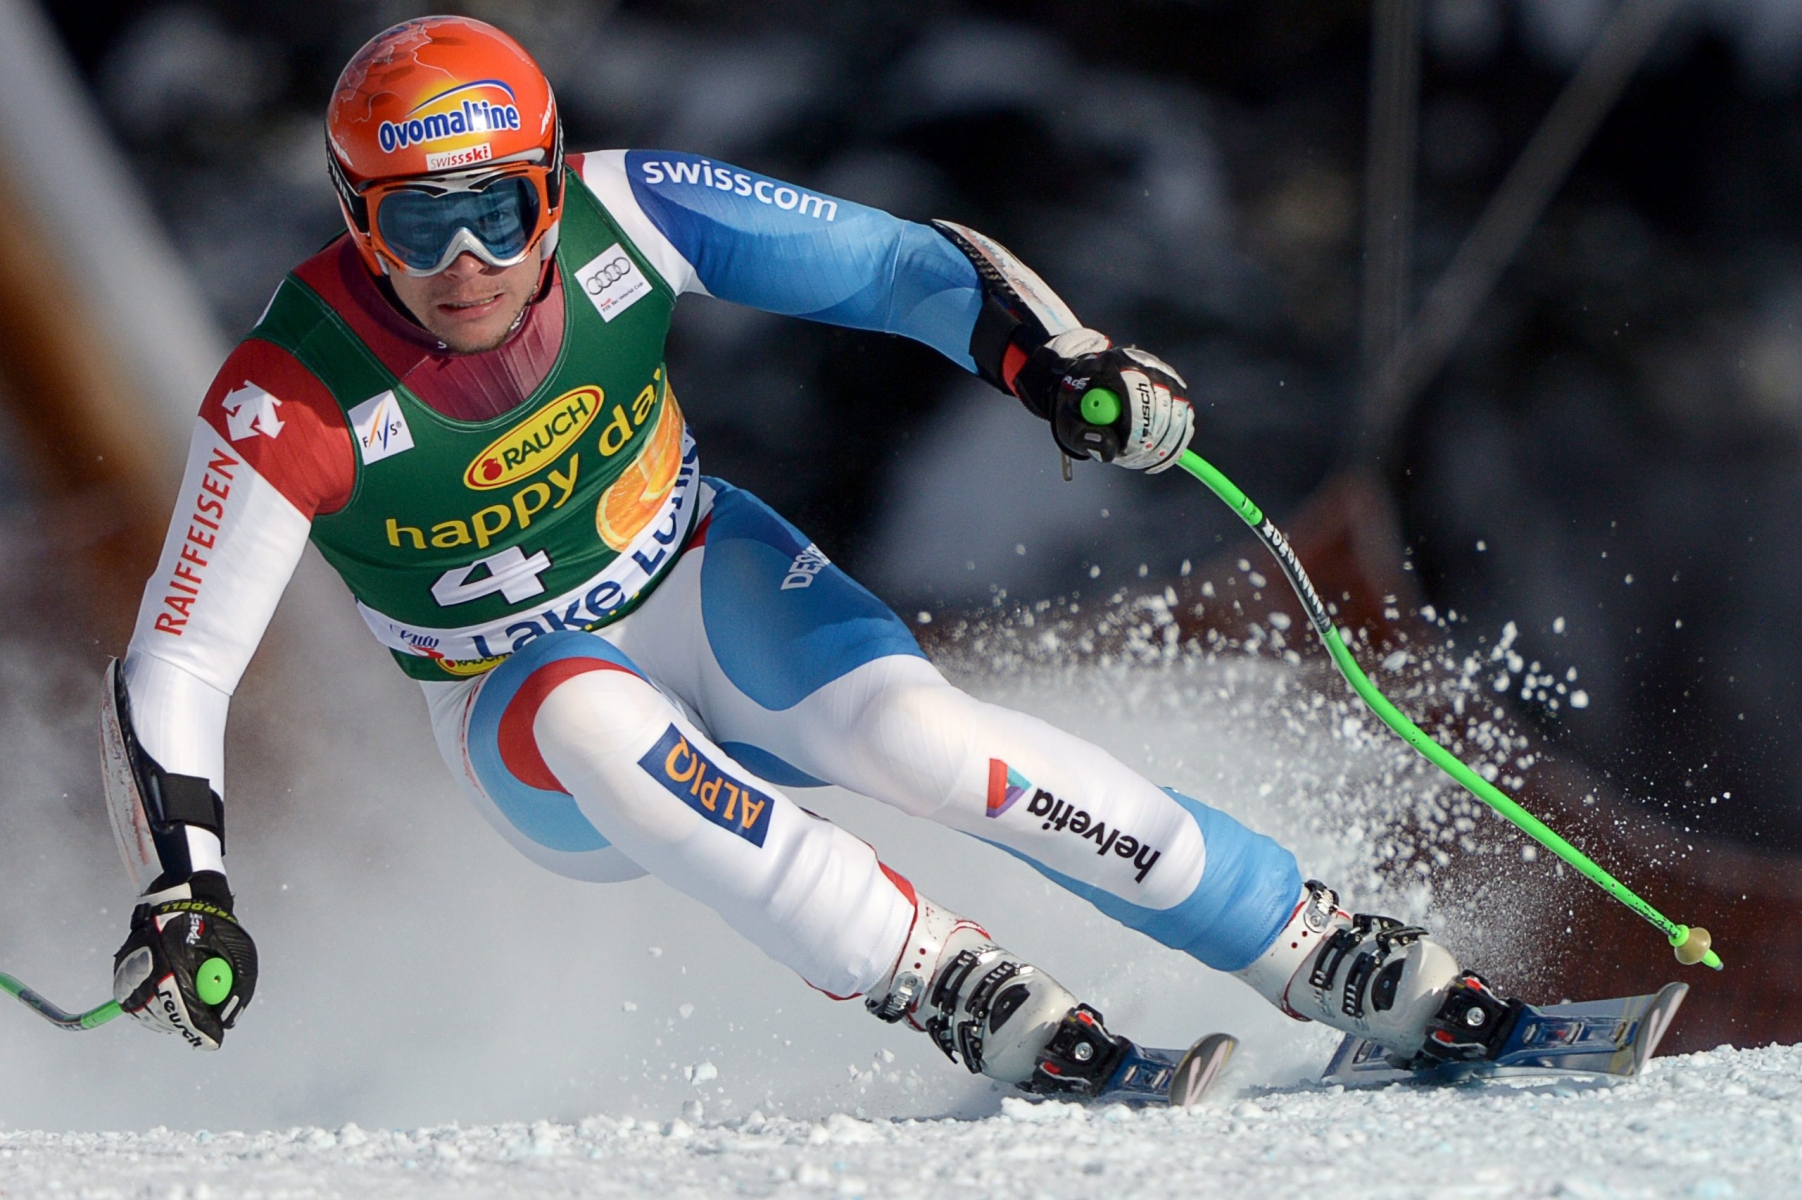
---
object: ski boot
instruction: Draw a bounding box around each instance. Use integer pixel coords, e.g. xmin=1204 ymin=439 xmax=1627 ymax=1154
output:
xmin=1234 ymin=880 xmax=1522 ymax=1067
xmin=865 ymin=893 xmax=1130 ymax=1096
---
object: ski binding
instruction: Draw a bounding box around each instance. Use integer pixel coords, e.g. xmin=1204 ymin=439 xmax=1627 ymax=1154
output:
xmin=1031 ymin=1005 xmax=1239 ymax=1107
xmin=1322 ymin=981 xmax=1688 ymax=1087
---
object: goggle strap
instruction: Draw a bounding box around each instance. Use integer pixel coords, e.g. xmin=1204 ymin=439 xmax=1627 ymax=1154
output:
xmin=547 ymin=117 xmax=564 ymax=211
xmin=327 ymin=145 xmax=369 ymax=234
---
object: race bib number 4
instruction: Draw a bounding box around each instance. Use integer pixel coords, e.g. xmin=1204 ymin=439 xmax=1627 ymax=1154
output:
xmin=431 ymin=546 xmax=553 ymax=606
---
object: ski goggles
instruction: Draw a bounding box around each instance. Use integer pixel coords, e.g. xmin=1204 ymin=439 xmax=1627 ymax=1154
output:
xmin=360 ymin=161 xmax=558 ymax=276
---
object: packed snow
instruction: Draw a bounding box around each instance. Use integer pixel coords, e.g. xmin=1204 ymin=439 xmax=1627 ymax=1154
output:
xmin=0 ymin=563 xmax=1763 ymax=1195
xmin=1 ymin=1044 xmax=1792 ymax=1197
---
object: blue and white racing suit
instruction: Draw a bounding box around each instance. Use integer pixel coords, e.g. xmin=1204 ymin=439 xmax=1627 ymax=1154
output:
xmin=126 ymin=149 xmax=1304 ymax=1007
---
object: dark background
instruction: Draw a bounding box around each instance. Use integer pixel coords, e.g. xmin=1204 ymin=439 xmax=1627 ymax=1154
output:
xmin=38 ymin=0 xmax=1802 ymax=853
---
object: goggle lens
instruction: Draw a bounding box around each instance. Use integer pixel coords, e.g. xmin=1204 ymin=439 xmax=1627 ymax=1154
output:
xmin=374 ymin=177 xmax=540 ymax=273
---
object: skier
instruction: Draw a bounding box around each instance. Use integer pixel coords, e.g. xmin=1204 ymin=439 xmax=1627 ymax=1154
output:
xmin=105 ymin=16 xmax=1505 ymax=1088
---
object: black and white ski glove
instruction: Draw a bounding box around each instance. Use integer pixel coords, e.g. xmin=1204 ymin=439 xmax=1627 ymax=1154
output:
xmin=112 ymin=870 xmax=258 ymax=1050
xmin=1011 ymin=328 xmax=1195 ymax=473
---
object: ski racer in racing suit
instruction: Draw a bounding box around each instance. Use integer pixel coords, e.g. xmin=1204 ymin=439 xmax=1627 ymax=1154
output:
xmin=105 ymin=16 xmax=1508 ymax=1087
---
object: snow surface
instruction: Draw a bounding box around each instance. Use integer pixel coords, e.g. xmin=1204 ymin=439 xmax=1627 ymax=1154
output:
xmin=1 ymin=1044 xmax=1793 ymax=1197
xmin=0 ymin=573 xmax=1751 ymax=1195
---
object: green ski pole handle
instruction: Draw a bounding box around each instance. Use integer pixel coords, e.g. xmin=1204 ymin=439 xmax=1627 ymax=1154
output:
xmin=1079 ymin=386 xmax=1722 ymax=971
xmin=2 ymin=956 xmax=236 ymax=1031
xmin=1079 ymin=387 xmax=1125 ymax=428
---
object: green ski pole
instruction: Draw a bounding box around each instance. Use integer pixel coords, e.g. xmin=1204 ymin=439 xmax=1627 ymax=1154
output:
xmin=2 ymin=971 xmax=122 ymax=1031
xmin=1079 ymin=386 xmax=1722 ymax=971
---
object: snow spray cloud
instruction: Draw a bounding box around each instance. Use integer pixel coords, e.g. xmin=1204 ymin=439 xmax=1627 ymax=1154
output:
xmin=923 ymin=583 xmax=1591 ymax=981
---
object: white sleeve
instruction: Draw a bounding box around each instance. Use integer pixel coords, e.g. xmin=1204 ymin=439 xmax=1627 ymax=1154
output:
xmin=124 ymin=416 xmax=312 ymax=799
xmin=576 ymin=150 xmax=707 ymax=297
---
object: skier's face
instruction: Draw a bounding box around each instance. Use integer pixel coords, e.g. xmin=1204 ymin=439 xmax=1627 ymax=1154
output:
xmin=387 ymin=251 xmax=541 ymax=354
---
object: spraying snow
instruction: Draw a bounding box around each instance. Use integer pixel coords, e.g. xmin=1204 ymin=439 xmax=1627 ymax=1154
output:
xmin=0 ymin=563 xmax=1765 ymax=1192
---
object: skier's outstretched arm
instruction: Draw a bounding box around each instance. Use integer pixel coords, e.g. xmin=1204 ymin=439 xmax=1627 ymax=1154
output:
xmin=578 ymin=150 xmax=1194 ymax=472
xmin=108 ymin=338 xmax=355 ymax=1049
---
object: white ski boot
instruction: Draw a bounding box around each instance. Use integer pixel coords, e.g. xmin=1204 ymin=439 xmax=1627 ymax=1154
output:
xmin=1235 ymin=880 xmax=1506 ymax=1064
xmin=866 ymin=893 xmax=1128 ymax=1094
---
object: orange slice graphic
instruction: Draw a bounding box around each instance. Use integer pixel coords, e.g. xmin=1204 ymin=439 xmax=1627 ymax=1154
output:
xmin=596 ymin=389 xmax=685 ymax=551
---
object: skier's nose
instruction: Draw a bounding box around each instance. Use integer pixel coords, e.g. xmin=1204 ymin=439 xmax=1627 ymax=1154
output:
xmin=436 ymin=251 xmax=492 ymax=283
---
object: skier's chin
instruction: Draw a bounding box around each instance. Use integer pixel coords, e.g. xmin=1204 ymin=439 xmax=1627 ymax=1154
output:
xmin=388 ymin=254 xmax=539 ymax=354
xmin=421 ymin=297 xmax=524 ymax=353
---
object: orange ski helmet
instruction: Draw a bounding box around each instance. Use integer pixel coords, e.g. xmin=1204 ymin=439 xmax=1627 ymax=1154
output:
xmin=326 ymin=16 xmax=563 ymax=276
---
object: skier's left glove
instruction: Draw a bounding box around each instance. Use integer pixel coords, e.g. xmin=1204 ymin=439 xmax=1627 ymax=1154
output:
xmin=112 ymin=870 xmax=258 ymax=1051
xmin=1010 ymin=328 xmax=1194 ymax=472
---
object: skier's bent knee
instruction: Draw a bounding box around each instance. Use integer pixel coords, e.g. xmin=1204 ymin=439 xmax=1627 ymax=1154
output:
xmin=531 ymin=668 xmax=673 ymax=760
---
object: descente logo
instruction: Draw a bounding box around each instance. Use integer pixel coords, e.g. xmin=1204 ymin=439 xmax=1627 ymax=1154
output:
xmin=464 ymin=386 xmax=604 ymax=490
xmin=780 ymin=544 xmax=829 ymax=590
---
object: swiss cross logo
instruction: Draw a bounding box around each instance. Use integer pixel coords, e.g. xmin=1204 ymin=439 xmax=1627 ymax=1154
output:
xmin=220 ymin=384 xmax=284 ymax=441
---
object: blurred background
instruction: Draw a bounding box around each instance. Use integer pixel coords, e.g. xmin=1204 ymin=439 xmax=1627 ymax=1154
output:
xmin=0 ymin=0 xmax=1799 ymax=1128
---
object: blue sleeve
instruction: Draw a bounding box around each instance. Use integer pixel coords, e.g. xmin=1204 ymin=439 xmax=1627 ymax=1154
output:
xmin=624 ymin=150 xmax=982 ymax=373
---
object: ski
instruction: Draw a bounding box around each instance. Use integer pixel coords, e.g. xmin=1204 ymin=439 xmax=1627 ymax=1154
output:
xmin=1321 ymin=982 xmax=1688 ymax=1087
xmin=1094 ymin=1032 xmax=1239 ymax=1106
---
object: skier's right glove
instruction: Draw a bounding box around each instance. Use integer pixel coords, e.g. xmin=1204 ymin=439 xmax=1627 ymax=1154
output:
xmin=1009 ymin=328 xmax=1195 ymax=472
xmin=112 ymin=870 xmax=258 ymax=1051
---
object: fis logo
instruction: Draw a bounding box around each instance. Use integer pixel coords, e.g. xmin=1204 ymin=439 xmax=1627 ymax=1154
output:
xmin=378 ymin=82 xmax=521 ymax=154
xmin=349 ymin=390 xmax=414 ymax=464
xmin=781 ymin=544 xmax=829 ymax=591
xmin=639 ymin=726 xmax=772 ymax=847
xmin=985 ymin=758 xmax=1030 ymax=818
xmin=986 ymin=760 xmax=1164 ymax=884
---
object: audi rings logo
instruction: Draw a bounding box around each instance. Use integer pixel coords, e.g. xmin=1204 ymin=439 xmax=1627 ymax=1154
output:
xmin=585 ymin=256 xmax=632 ymax=294
xmin=575 ymin=243 xmax=652 ymax=323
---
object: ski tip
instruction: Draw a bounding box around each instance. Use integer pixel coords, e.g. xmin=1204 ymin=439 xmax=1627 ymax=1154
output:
xmin=1632 ymin=982 xmax=1689 ymax=1074
xmin=1169 ymin=1032 xmax=1238 ymax=1109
